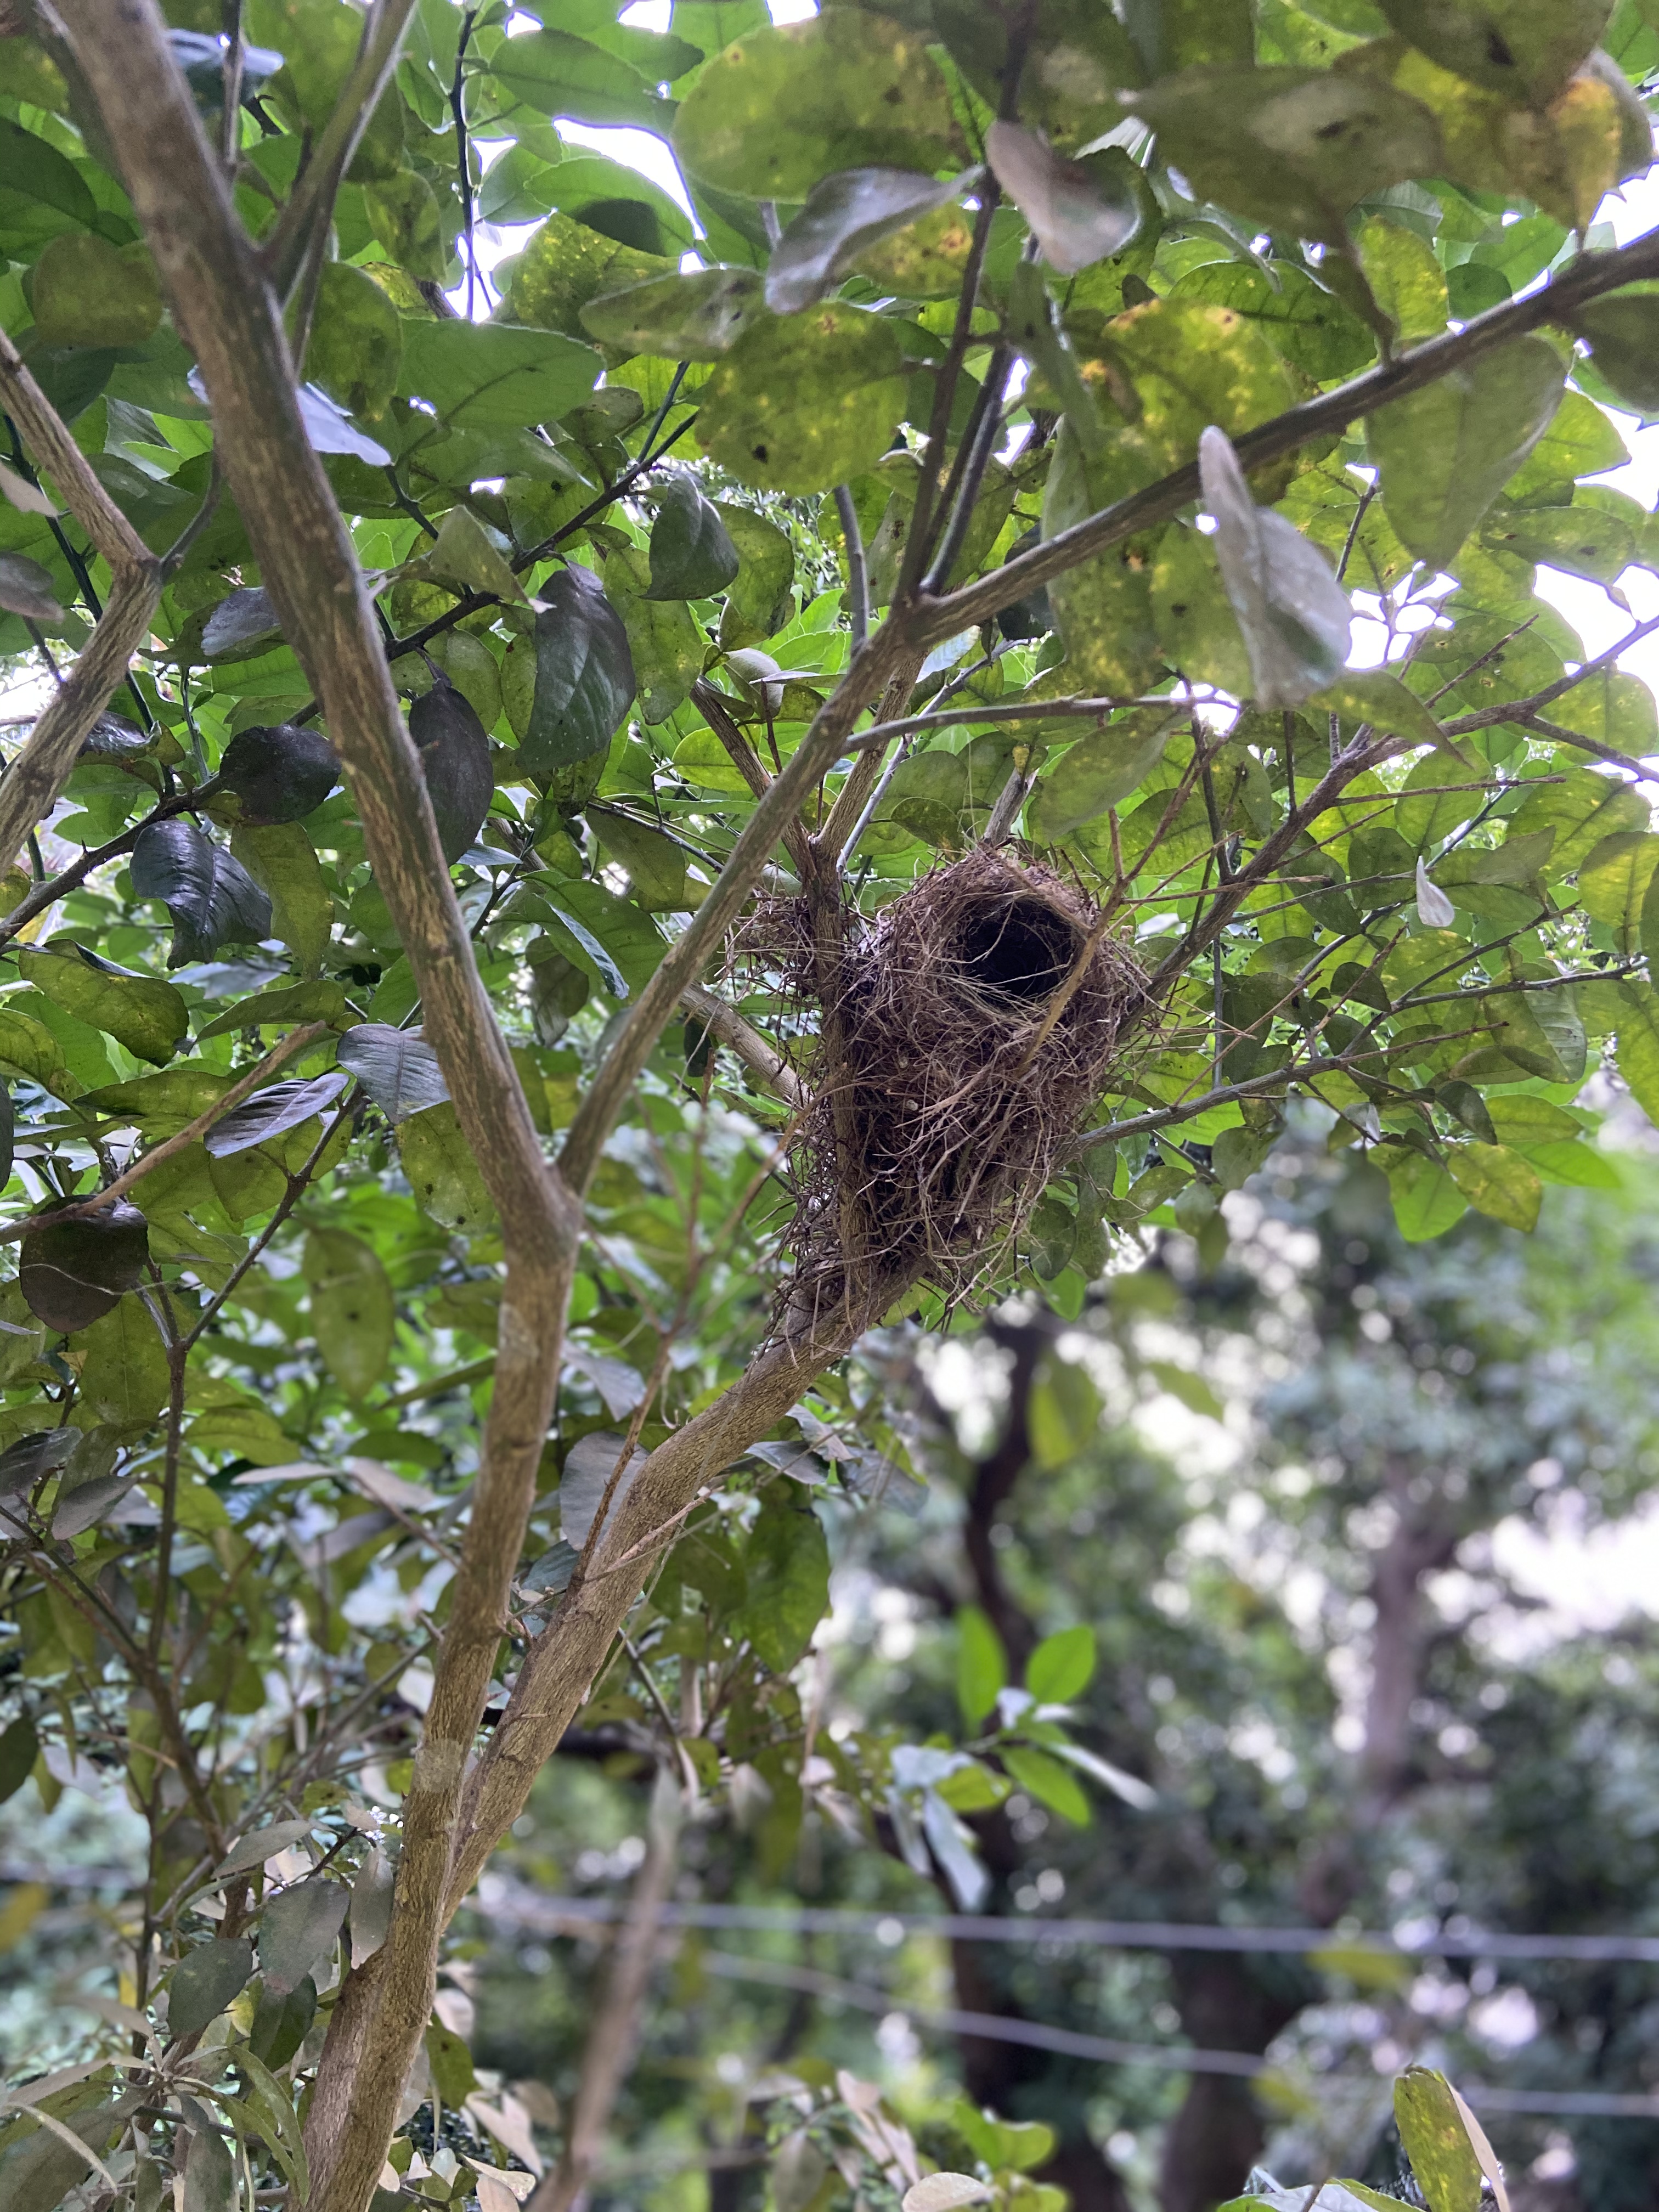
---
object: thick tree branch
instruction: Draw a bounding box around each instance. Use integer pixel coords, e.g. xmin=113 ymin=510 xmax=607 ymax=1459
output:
xmin=59 ymin=17 xmax=579 ymax=2212
xmin=0 ymin=332 xmax=163 ymax=876
xmin=910 ymin=225 xmax=1659 ymax=648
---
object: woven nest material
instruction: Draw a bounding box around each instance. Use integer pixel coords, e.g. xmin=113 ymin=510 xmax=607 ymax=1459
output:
xmin=782 ymin=847 xmax=1147 ymax=1319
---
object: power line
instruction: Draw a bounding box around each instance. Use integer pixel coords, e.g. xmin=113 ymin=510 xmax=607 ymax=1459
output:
xmin=481 ymin=1890 xmax=1659 ymax=1967
xmin=479 ymin=1888 xmax=1659 ymax=2124
xmin=695 ymin=1952 xmax=1659 ymax=2123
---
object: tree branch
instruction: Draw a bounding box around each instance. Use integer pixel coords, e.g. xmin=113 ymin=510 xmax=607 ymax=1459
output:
xmin=911 ymin=225 xmax=1659 ymax=648
xmin=59 ymin=18 xmax=580 ymax=2212
xmin=680 ymin=983 xmax=806 ymax=1110
xmin=0 ymin=331 xmax=163 ymax=877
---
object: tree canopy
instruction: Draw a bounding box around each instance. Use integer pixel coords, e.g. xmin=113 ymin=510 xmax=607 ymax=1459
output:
xmin=1 ymin=2 xmax=1658 ymax=2210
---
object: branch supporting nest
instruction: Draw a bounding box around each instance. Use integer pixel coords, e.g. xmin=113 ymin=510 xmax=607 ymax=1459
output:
xmin=781 ymin=847 xmax=1148 ymax=1321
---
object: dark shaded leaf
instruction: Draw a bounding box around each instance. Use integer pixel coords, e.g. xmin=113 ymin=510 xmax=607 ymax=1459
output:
xmin=204 ymin=1070 xmax=347 ymax=1157
xmin=216 ymin=1819 xmax=315 ymax=1876
xmin=0 ymin=1714 xmax=38 ymax=1803
xmin=1568 ymin=291 xmax=1659 ymax=414
xmin=560 ymin=1430 xmax=647 ymax=1548
xmin=19 ymin=1203 xmax=149 ymax=1333
xmin=335 ymin=1024 xmax=450 ymax=1123
xmin=259 ymin=1876 xmax=348 ymax=1995
xmin=523 ymin=562 xmax=637 ymax=772
xmin=0 ymin=1427 xmax=76 ymax=1498
xmin=985 ymin=125 xmax=1140 ymax=275
xmin=646 ymin=475 xmax=740 ymax=600
xmin=167 ymin=1936 xmax=255 ymax=2040
xmin=409 ymin=675 xmax=494 ymax=861
xmin=249 ymin=1974 xmax=316 ymax=2071
xmin=0 ymin=552 xmax=63 ymax=623
xmin=766 ymin=166 xmax=968 ymax=314
xmin=132 ymin=819 xmax=273 ymax=966
xmin=217 ymin=723 xmax=341 ymax=823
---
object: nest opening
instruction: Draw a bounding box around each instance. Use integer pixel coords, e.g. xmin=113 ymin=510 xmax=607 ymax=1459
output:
xmin=953 ymin=898 xmax=1080 ymax=1008
xmin=763 ymin=848 xmax=1148 ymax=1323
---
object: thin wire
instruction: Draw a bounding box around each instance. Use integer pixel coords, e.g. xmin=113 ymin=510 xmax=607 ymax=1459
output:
xmin=484 ymin=1892 xmax=1659 ymax=1967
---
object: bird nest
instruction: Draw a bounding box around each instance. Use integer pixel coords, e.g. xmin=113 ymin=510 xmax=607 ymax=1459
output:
xmin=774 ymin=847 xmax=1147 ymax=1322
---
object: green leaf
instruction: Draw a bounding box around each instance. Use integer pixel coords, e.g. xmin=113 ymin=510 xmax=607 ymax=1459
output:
xmin=1616 ymin=978 xmax=1659 ymax=1124
xmin=232 ymin=2041 xmax=310 ymax=2202
xmin=17 ymin=947 xmax=188 ymax=1066
xmin=580 ymin=266 xmax=765 ymax=361
xmin=363 ymin=168 xmax=446 ymax=279
xmin=1028 ymin=708 xmax=1177 ymax=841
xmin=1125 ymin=65 xmax=1443 ymax=241
xmin=1577 ymin=829 xmax=1659 ymax=947
xmin=488 ymin=27 xmax=671 ymax=131
xmin=1199 ymin=426 xmax=1353 ymax=708
xmin=396 ymin=1101 xmax=496 ymax=1233
xmin=1510 ymin=765 xmax=1649 ymax=878
xmin=1392 ymin=2067 xmax=1483 ymax=2212
xmin=425 ymin=2018 xmax=476 ymax=2106
xmin=1369 ymin=337 xmax=1566 ymax=568
xmin=304 ymin=261 xmax=402 ymax=419
xmin=195 ymin=979 xmax=349 ymax=1040
xmin=258 ymin=1876 xmax=347 ymax=1996
xmin=1044 ymin=424 xmax=1162 ymax=695
xmin=303 ymin=1227 xmax=394 ymax=1399
xmin=672 ymin=12 xmax=962 ymax=199
xmin=1169 ymin=258 xmax=1374 ymax=381
xmin=77 ymin=1293 xmax=171 ymax=1425
xmin=230 ymin=821 xmax=333 ymax=974
xmin=1313 ymin=669 xmax=1459 ymax=754
xmin=1026 ymin=1623 xmax=1097 ymax=1704
xmin=697 ymin=302 xmax=908 ymax=495
xmin=413 ymin=505 xmax=527 ymax=605
xmin=956 ymin=1604 xmax=1007 ymax=1725
xmin=31 ymin=232 xmax=161 ymax=348
xmin=1355 ymin=215 xmax=1448 ymax=341
xmin=768 ymin=166 xmax=969 ymax=315
xmin=249 ymin=1976 xmax=316 ymax=2073
xmin=1001 ymin=1742 xmax=1092 ymax=1825
xmin=20 ymin=1203 xmax=150 ymax=1334
xmin=167 ymin=1936 xmax=255 ymax=2041
xmin=501 ymin=210 xmax=675 ymax=343
xmin=396 ymin=318 xmax=601 ymax=430
xmin=523 ymin=563 xmax=637 ymax=771
xmin=646 ymin=475 xmax=739 ymax=600
xmin=1379 ymin=1146 xmax=1468 ymax=1242
xmin=731 ymin=1482 xmax=830 ymax=1674
xmin=715 ymin=501 xmax=795 ymax=647
xmin=1444 ymin=1140 xmax=1542 ymax=1231
xmin=1374 ymin=0 xmax=1612 ymax=103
